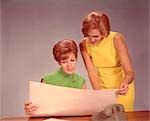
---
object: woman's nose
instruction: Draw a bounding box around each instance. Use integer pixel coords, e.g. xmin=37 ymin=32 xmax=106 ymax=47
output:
xmin=91 ymin=38 xmax=96 ymax=43
xmin=67 ymin=61 xmax=72 ymax=67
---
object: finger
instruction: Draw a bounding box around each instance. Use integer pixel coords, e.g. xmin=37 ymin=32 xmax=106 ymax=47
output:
xmin=118 ymin=87 xmax=125 ymax=92
xmin=28 ymin=107 xmax=37 ymax=113
xmin=118 ymin=86 xmax=129 ymax=95
xmin=24 ymin=104 xmax=37 ymax=111
xmin=25 ymin=106 xmax=37 ymax=115
xmin=24 ymin=101 xmax=32 ymax=107
xmin=119 ymin=84 xmax=125 ymax=91
xmin=119 ymin=83 xmax=128 ymax=91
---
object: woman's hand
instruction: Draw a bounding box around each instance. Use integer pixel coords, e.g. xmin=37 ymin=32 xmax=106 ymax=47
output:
xmin=117 ymin=80 xmax=129 ymax=95
xmin=24 ymin=101 xmax=38 ymax=116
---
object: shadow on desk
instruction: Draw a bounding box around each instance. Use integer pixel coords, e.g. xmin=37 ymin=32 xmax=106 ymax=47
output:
xmin=1 ymin=111 xmax=150 ymax=121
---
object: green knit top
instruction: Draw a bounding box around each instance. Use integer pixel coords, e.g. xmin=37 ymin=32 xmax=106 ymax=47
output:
xmin=42 ymin=68 xmax=85 ymax=89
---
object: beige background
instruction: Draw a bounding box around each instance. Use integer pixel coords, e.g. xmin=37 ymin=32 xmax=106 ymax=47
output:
xmin=0 ymin=0 xmax=149 ymax=118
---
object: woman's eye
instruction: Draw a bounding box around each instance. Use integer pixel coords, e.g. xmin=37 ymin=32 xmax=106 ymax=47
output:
xmin=71 ymin=59 xmax=75 ymax=62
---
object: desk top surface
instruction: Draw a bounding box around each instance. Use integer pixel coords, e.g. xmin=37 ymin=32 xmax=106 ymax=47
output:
xmin=1 ymin=111 xmax=150 ymax=121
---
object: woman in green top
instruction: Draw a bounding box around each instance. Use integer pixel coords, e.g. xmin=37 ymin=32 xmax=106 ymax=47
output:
xmin=24 ymin=39 xmax=86 ymax=116
xmin=42 ymin=39 xmax=86 ymax=89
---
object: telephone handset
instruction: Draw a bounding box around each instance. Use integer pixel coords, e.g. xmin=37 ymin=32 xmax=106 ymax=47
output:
xmin=91 ymin=104 xmax=128 ymax=121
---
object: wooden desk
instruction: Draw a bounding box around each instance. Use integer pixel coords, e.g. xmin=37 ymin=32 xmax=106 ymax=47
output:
xmin=1 ymin=111 xmax=150 ymax=121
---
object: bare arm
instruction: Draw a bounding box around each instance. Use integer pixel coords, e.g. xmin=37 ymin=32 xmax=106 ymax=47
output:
xmin=114 ymin=33 xmax=134 ymax=94
xmin=79 ymin=38 xmax=101 ymax=90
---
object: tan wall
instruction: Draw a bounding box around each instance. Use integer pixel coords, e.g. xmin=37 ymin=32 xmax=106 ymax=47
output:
xmin=0 ymin=0 xmax=2 ymax=118
xmin=1 ymin=0 xmax=149 ymax=117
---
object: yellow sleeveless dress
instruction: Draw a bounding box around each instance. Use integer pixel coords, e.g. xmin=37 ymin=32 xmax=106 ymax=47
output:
xmin=86 ymin=31 xmax=135 ymax=111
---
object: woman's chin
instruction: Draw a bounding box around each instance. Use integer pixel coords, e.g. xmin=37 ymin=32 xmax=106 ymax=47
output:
xmin=65 ymin=71 xmax=74 ymax=75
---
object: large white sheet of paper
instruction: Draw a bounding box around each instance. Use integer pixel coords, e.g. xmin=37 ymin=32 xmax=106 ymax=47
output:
xmin=30 ymin=81 xmax=117 ymax=117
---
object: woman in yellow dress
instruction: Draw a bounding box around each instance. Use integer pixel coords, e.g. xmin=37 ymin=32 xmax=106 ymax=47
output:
xmin=80 ymin=11 xmax=135 ymax=111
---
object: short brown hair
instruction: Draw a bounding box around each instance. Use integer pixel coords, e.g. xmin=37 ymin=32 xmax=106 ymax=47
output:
xmin=53 ymin=39 xmax=78 ymax=62
xmin=82 ymin=11 xmax=110 ymax=37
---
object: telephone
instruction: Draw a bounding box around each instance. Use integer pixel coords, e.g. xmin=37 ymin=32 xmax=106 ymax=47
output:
xmin=91 ymin=104 xmax=128 ymax=121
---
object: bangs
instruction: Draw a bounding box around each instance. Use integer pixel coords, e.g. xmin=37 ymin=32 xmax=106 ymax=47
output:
xmin=60 ymin=54 xmax=69 ymax=61
xmin=82 ymin=13 xmax=110 ymax=37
